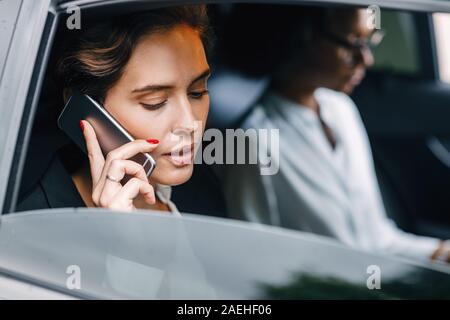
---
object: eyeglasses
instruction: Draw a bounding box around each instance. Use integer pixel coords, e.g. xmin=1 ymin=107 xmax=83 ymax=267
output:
xmin=322 ymin=29 xmax=385 ymax=52
xmin=321 ymin=29 xmax=385 ymax=66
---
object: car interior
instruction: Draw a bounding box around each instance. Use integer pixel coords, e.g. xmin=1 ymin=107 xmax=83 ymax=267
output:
xmin=9 ymin=1 xmax=450 ymax=244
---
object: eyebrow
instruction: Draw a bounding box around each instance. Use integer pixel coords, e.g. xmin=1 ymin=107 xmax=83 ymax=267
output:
xmin=131 ymin=68 xmax=211 ymax=94
xmin=190 ymin=69 xmax=211 ymax=86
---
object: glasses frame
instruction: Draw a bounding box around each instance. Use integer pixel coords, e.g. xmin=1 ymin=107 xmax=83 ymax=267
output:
xmin=320 ymin=29 xmax=385 ymax=67
xmin=321 ymin=29 xmax=385 ymax=52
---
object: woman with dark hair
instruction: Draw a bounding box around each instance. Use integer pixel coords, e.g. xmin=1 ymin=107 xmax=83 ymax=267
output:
xmin=17 ymin=5 xmax=213 ymax=214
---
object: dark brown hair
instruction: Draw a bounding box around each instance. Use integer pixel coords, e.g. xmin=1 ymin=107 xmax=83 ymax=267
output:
xmin=56 ymin=5 xmax=213 ymax=104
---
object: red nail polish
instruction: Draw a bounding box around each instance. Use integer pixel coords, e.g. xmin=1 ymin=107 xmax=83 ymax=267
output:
xmin=146 ymin=139 xmax=159 ymax=144
xmin=79 ymin=120 xmax=84 ymax=132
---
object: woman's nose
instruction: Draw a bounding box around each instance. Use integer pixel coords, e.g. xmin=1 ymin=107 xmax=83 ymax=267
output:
xmin=172 ymin=97 xmax=198 ymax=136
xmin=357 ymin=46 xmax=375 ymax=68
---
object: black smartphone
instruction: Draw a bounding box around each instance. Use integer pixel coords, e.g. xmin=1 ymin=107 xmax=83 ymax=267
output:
xmin=57 ymin=91 xmax=156 ymax=179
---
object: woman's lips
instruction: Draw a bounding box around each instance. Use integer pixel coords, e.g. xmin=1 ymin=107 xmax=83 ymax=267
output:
xmin=162 ymin=143 xmax=195 ymax=166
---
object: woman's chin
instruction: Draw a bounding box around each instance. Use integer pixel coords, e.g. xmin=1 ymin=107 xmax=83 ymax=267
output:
xmin=150 ymin=162 xmax=194 ymax=186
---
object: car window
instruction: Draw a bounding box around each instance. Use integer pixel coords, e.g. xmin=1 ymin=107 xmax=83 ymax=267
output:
xmin=1 ymin=210 xmax=449 ymax=299
xmin=371 ymin=10 xmax=421 ymax=76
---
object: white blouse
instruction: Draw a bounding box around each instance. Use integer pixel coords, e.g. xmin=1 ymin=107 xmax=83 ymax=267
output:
xmin=155 ymin=184 xmax=181 ymax=217
xmin=224 ymin=88 xmax=440 ymax=262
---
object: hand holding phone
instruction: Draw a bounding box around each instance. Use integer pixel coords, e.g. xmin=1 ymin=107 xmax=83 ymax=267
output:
xmin=57 ymin=91 xmax=156 ymax=178
xmin=57 ymin=91 xmax=158 ymax=210
xmin=80 ymin=120 xmax=157 ymax=211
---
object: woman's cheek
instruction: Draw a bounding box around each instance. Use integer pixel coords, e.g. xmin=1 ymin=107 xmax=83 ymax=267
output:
xmin=133 ymin=109 xmax=169 ymax=140
xmin=195 ymin=98 xmax=210 ymax=128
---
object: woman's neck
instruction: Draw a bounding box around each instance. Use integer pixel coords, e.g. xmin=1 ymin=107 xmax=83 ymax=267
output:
xmin=71 ymin=162 xmax=170 ymax=212
xmin=271 ymin=73 xmax=320 ymax=114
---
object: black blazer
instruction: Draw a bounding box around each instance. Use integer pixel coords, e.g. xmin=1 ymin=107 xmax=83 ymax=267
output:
xmin=16 ymin=145 xmax=86 ymax=212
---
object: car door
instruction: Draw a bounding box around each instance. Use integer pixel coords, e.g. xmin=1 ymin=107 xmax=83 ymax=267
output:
xmin=2 ymin=208 xmax=450 ymax=299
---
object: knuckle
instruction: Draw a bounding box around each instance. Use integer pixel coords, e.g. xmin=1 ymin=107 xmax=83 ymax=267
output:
xmin=128 ymin=177 xmax=141 ymax=185
xmin=87 ymin=151 xmax=95 ymax=161
xmin=110 ymin=158 xmax=123 ymax=170
xmin=106 ymin=150 xmax=118 ymax=161
xmin=144 ymin=183 xmax=154 ymax=195
xmin=91 ymin=190 xmax=99 ymax=205
xmin=99 ymin=197 xmax=109 ymax=208
xmin=137 ymin=164 xmax=147 ymax=176
xmin=125 ymin=160 xmax=144 ymax=175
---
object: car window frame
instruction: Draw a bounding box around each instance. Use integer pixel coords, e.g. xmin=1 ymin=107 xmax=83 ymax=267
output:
xmin=3 ymin=0 xmax=450 ymax=216
xmin=57 ymin=0 xmax=450 ymax=12
xmin=417 ymin=11 xmax=441 ymax=80
xmin=0 ymin=0 xmax=53 ymax=215
xmin=0 ymin=0 xmax=23 ymax=79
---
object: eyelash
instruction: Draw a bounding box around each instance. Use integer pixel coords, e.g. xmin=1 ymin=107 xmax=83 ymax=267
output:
xmin=189 ymin=90 xmax=209 ymax=99
xmin=140 ymin=101 xmax=167 ymax=110
xmin=140 ymin=90 xmax=209 ymax=110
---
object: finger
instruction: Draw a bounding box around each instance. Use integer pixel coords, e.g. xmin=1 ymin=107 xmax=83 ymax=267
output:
xmin=104 ymin=139 xmax=159 ymax=165
xmin=96 ymin=179 xmax=122 ymax=208
xmin=98 ymin=140 xmax=158 ymax=195
xmin=81 ymin=120 xmax=105 ymax=186
xmin=99 ymin=159 xmax=149 ymax=205
xmin=97 ymin=139 xmax=158 ymax=194
xmin=112 ymin=177 xmax=156 ymax=207
xmin=109 ymin=159 xmax=149 ymax=182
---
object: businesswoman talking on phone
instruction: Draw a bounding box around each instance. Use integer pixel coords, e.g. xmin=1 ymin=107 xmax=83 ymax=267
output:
xmin=16 ymin=5 xmax=213 ymax=214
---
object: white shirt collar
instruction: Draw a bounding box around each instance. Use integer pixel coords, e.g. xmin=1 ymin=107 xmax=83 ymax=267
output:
xmin=263 ymin=89 xmax=330 ymax=127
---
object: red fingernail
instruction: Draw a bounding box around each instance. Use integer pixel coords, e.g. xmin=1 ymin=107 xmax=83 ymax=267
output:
xmin=146 ymin=139 xmax=159 ymax=144
xmin=79 ymin=120 xmax=84 ymax=132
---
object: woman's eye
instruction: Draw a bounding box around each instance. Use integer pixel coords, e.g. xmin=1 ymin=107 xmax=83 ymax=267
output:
xmin=189 ymin=90 xmax=209 ymax=99
xmin=140 ymin=100 xmax=167 ymax=110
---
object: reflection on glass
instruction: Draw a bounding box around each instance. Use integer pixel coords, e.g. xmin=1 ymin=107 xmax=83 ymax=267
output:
xmin=101 ymin=216 xmax=217 ymax=299
xmin=258 ymin=270 xmax=450 ymax=299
